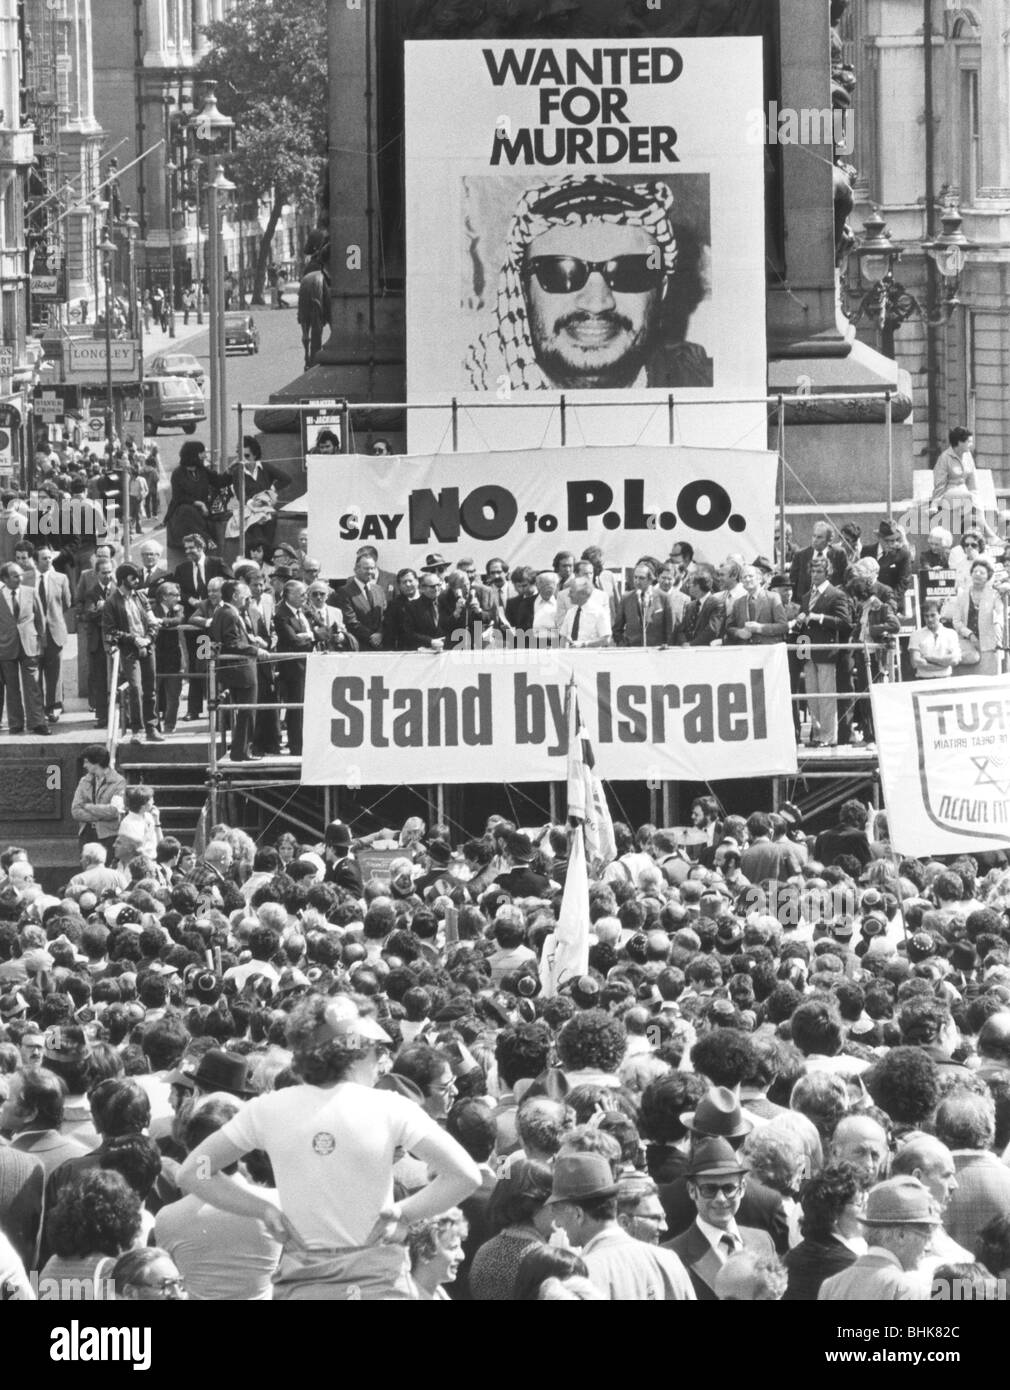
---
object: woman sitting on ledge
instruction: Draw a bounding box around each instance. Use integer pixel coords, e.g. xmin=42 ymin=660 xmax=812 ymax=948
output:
xmin=931 ymin=425 xmax=1000 ymax=542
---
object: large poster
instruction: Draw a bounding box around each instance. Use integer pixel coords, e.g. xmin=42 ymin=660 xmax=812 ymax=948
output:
xmin=405 ymin=38 xmax=766 ymax=454
xmin=306 ymin=443 xmax=776 ymax=577
xmin=872 ymin=676 xmax=1010 ymax=854
xmin=301 ymin=646 xmax=797 ymax=787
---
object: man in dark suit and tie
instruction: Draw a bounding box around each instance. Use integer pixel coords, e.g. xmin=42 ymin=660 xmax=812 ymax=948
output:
xmin=663 ymin=1139 xmax=775 ymax=1301
xmin=789 ymin=521 xmax=847 ymax=599
xmin=76 ymin=552 xmax=116 ymax=726
xmin=101 ymin=564 xmax=164 ymax=744
xmin=135 ymin=539 xmax=168 ymax=593
xmin=336 ymin=553 xmax=387 ymax=650
xmin=173 ymin=532 xmax=231 ymax=719
xmin=724 ymin=564 xmax=788 ymax=646
xmin=797 ymin=554 xmax=851 ymax=747
xmin=210 ymin=580 xmax=260 ymax=762
xmin=613 ymin=563 xmax=676 ymax=646
xmin=682 ymin=570 xmax=724 ymax=646
xmin=0 ymin=561 xmax=48 ymax=735
xmin=402 ymin=574 xmax=446 ymax=650
xmin=32 ymin=543 xmax=71 ymax=722
xmin=273 ymin=579 xmax=315 ymax=756
xmin=861 ymin=519 xmax=913 ymax=596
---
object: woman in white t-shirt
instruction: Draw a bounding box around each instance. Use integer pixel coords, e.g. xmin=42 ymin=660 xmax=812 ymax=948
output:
xmin=177 ymin=995 xmax=480 ymax=1300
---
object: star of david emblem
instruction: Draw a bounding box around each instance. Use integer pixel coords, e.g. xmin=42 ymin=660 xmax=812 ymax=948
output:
xmin=971 ymin=754 xmax=1010 ymax=797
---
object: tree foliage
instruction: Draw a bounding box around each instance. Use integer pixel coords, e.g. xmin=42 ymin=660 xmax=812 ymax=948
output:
xmin=197 ymin=0 xmax=328 ymax=297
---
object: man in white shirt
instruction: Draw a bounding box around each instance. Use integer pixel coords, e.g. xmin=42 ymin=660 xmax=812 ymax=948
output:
xmin=560 ymin=577 xmax=612 ymax=648
xmin=909 ymin=602 xmax=961 ymax=678
xmin=531 ymin=570 xmax=560 ymax=643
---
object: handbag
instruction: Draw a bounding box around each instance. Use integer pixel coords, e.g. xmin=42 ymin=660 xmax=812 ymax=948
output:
xmin=957 ymin=632 xmax=981 ymax=666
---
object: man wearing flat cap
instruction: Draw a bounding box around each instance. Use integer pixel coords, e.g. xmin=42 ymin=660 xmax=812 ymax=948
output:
xmin=546 ymin=1153 xmax=694 ymax=1300
xmin=818 ymin=1176 xmax=937 ymax=1300
xmin=663 ymin=1137 xmax=775 ymax=1300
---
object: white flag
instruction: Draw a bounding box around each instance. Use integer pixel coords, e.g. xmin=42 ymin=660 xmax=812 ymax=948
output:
xmin=539 ymin=824 xmax=590 ymax=998
xmin=566 ymin=680 xmax=615 ymax=865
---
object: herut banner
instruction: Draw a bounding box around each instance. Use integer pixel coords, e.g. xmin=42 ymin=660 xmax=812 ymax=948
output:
xmin=306 ymin=443 xmax=776 ymax=576
xmin=872 ymin=676 xmax=1010 ymax=854
xmin=301 ymin=646 xmax=796 ymax=787
xmin=405 ymin=38 xmax=766 ymax=454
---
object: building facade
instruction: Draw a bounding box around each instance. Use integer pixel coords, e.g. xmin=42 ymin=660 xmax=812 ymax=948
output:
xmin=844 ymin=0 xmax=1010 ymax=480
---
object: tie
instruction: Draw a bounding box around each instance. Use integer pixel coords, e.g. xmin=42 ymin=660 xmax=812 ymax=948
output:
xmin=720 ymin=1234 xmax=738 ymax=1258
xmin=639 ymin=592 xmax=647 ymax=644
xmin=748 ymin=596 xmax=757 ymax=622
xmin=366 ymin=585 xmax=375 ymax=612
xmin=11 ymin=589 xmax=19 ymax=622
xmin=197 ymin=561 xmax=205 ymax=593
xmin=571 ymin=606 xmax=581 ymax=642
xmin=38 ymin=575 xmax=46 ymax=611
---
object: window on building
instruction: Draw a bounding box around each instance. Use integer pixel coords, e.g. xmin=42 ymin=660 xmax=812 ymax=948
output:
xmin=960 ymin=67 xmax=980 ymax=206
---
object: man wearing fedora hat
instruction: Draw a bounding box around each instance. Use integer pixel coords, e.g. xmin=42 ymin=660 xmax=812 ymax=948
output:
xmin=663 ymin=1137 xmax=775 ymax=1300
xmin=166 ymin=1049 xmax=257 ymax=1101
xmin=545 ymin=1152 xmax=694 ymax=1300
xmin=494 ymin=833 xmax=553 ymax=899
xmin=818 ymin=1176 xmax=937 ymax=1299
xmin=323 ymin=820 xmax=364 ymax=897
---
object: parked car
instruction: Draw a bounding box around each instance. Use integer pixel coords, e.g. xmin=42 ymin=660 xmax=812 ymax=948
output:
xmin=148 ymin=351 xmax=205 ymax=392
xmin=142 ymin=376 xmax=206 ymax=435
xmin=224 ymin=312 xmax=260 ymax=354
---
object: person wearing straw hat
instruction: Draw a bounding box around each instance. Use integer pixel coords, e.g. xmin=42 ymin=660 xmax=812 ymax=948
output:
xmin=817 ymin=1176 xmax=938 ymax=1300
xmin=663 ymin=1137 xmax=775 ymax=1301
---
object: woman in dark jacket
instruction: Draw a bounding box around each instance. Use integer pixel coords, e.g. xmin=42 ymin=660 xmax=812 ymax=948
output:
xmin=783 ymin=1161 xmax=868 ymax=1301
xmin=165 ymin=440 xmax=232 ymax=553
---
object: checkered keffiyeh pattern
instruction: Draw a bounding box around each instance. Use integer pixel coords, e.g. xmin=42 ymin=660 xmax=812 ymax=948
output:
xmin=464 ymin=174 xmax=678 ymax=391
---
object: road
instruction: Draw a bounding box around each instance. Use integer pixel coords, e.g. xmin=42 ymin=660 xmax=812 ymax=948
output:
xmin=145 ymin=303 xmax=306 ymax=464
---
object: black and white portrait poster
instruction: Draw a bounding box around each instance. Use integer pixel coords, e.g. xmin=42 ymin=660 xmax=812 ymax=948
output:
xmin=405 ymin=38 xmax=766 ymax=453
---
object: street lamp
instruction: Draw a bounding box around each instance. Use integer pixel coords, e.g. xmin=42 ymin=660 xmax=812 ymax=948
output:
xmin=118 ymin=207 xmax=140 ymax=348
xmin=189 ymin=83 xmax=234 ymax=470
xmin=98 ymin=228 xmax=117 ymax=486
xmin=846 ymin=202 xmax=975 ymax=359
xmin=189 ymin=157 xmax=204 ymax=325
xmin=164 ymin=158 xmax=177 ymax=338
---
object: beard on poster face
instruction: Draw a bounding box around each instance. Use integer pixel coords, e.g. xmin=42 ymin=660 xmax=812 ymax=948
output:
xmin=528 ymin=305 xmax=660 ymax=388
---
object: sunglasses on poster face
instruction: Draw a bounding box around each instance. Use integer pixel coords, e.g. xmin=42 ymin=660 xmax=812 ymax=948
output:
xmin=525 ymin=254 xmax=666 ymax=295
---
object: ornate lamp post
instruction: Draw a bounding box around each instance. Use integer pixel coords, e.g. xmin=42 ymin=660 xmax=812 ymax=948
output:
xmin=189 ymin=84 xmax=234 ymax=470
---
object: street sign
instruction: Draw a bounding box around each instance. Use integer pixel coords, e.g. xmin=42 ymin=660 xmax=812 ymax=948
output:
xmin=31 ymin=271 xmax=67 ymax=303
xmin=38 ymin=389 xmax=60 ymax=423
xmin=65 ymin=339 xmax=139 ymax=383
xmin=0 ymin=346 xmax=13 ymax=376
xmin=88 ymin=416 xmax=104 ymax=439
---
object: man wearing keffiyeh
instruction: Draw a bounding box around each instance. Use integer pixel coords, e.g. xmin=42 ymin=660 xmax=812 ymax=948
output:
xmin=465 ymin=174 xmax=712 ymax=391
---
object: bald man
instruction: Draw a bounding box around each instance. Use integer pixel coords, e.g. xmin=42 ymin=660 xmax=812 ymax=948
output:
xmin=830 ymin=1115 xmax=890 ymax=1186
xmin=976 ymin=1012 xmax=1010 ymax=1082
xmin=891 ymin=1135 xmax=971 ymax=1278
xmin=713 ymin=1249 xmax=787 ymax=1302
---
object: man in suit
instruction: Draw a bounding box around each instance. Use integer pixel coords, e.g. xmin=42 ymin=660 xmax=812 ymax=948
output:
xmin=210 ymin=581 xmax=261 ymax=762
xmin=174 ymin=532 xmax=231 ymax=719
xmin=613 ymin=563 xmax=677 ymax=647
xmin=32 ymin=543 xmax=71 ymax=721
xmin=683 ymin=570 xmax=725 ymax=647
xmin=75 ymin=552 xmax=116 ymax=725
xmin=862 ymin=518 xmax=913 ymax=596
xmin=134 ymin=538 xmax=168 ymax=592
xmin=237 ymin=568 xmax=281 ymax=756
xmin=273 ymin=578 xmax=315 ymax=756
xmin=101 ymin=563 xmax=164 ymax=744
xmin=582 ymin=545 xmax=623 ymax=624
xmin=789 ymin=520 xmax=847 ymax=598
xmin=150 ymin=579 xmax=185 ymax=735
xmin=504 ymin=567 xmax=536 ymax=631
xmin=663 ymin=1138 xmax=775 ymax=1301
xmin=494 ymin=833 xmax=553 ymax=897
xmin=796 ymin=554 xmax=851 ymax=747
xmin=0 ymin=561 xmax=49 ymax=735
xmin=354 ymin=544 xmax=397 ymax=600
xmin=724 ymin=564 xmax=788 ymax=645
xmin=336 ymin=553 xmax=387 ymax=650
xmin=403 ymin=575 xmax=446 ymax=651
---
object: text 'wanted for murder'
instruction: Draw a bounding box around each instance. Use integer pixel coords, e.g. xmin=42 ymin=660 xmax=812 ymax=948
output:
xmin=326 ymin=670 xmax=769 ymax=754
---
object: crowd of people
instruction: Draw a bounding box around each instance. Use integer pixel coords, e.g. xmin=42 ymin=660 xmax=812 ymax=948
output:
xmin=1 ymin=794 xmax=1010 ymax=1302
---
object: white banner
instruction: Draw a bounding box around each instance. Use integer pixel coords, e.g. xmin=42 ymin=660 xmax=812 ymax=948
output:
xmin=307 ymin=443 xmax=776 ymax=577
xmin=301 ymin=646 xmax=797 ymax=787
xmin=405 ymin=38 xmax=766 ymax=453
xmin=872 ymin=675 xmax=1010 ymax=854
